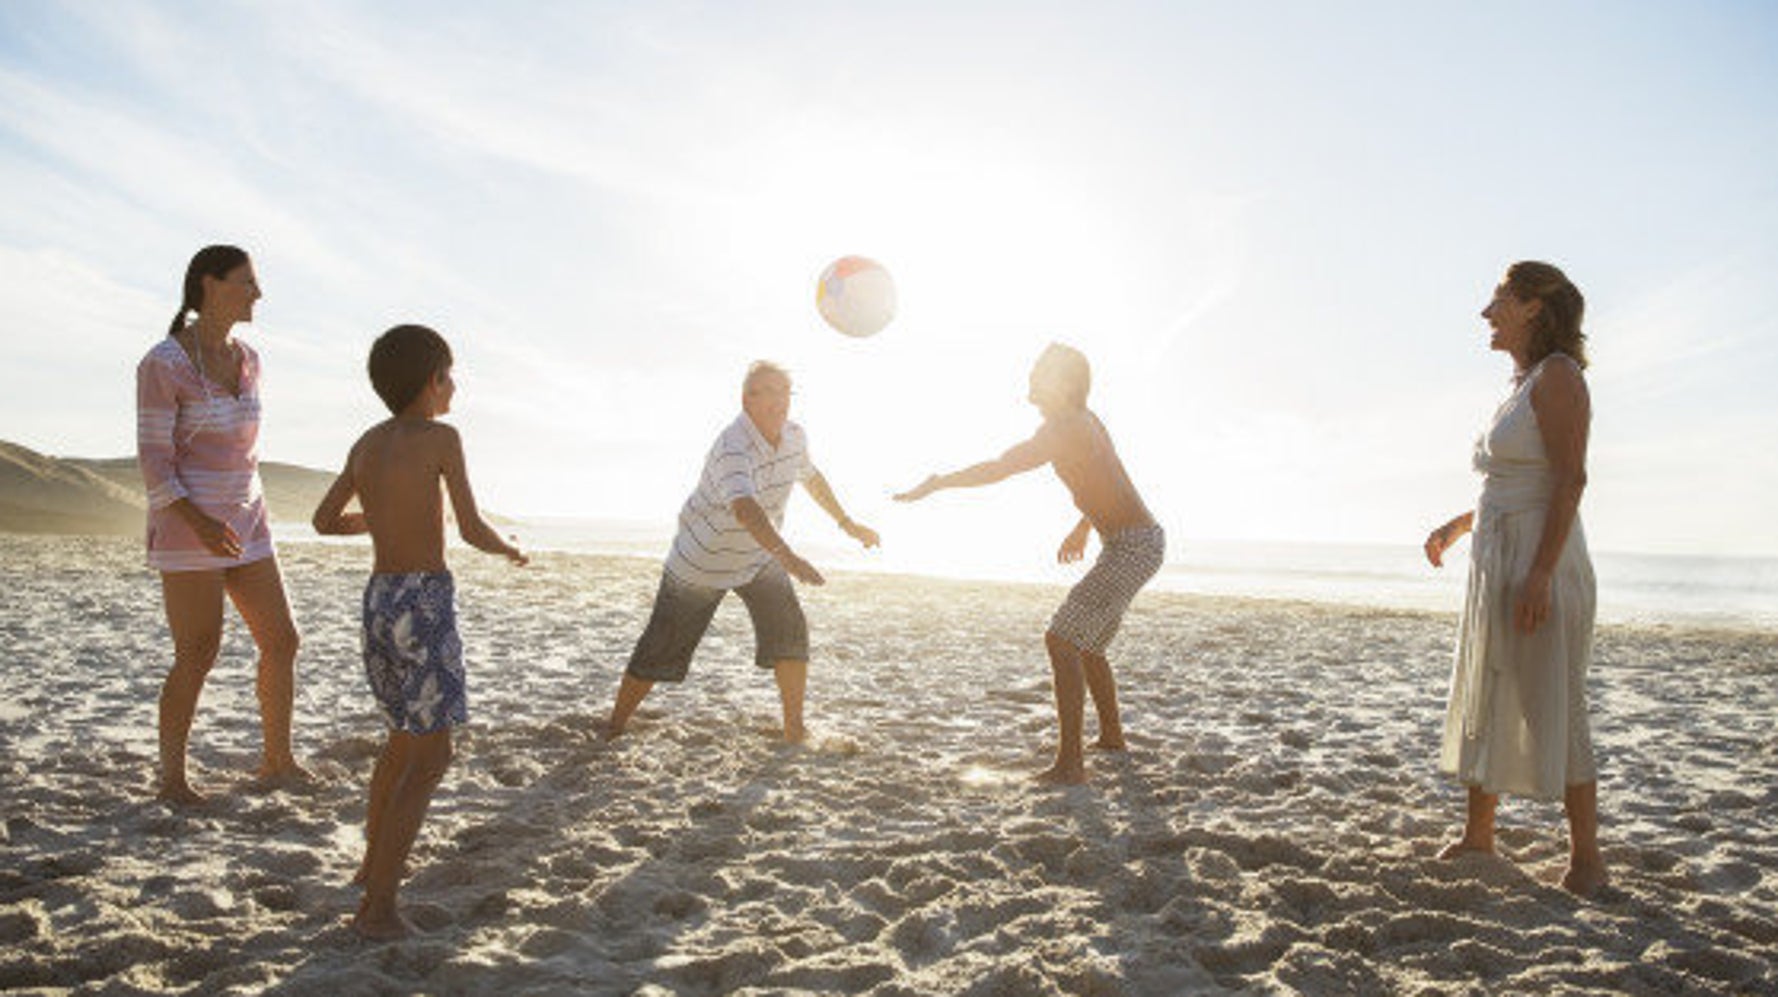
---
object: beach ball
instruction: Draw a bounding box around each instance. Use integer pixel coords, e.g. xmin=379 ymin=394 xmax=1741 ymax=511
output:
xmin=816 ymin=256 xmax=896 ymax=337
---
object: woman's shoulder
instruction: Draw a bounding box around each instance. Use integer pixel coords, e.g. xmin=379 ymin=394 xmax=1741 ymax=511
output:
xmin=1534 ymin=351 xmax=1584 ymax=374
xmin=1520 ymin=351 xmax=1581 ymax=388
xmin=138 ymin=336 xmax=186 ymax=370
xmin=1533 ymin=352 xmax=1586 ymax=385
xmin=1528 ymin=351 xmax=1590 ymax=409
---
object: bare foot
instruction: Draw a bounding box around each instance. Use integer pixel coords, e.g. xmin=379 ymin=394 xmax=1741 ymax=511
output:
xmin=157 ymin=781 xmax=208 ymax=806
xmin=596 ymin=717 xmax=626 ymax=742
xmin=1437 ymin=837 xmax=1494 ymax=859
xmin=782 ymin=724 xmax=807 ymax=746
xmin=1561 ymin=861 xmax=1609 ymax=897
xmin=1035 ymin=763 xmax=1086 ymax=786
xmin=1089 ymin=737 xmax=1127 ymax=751
xmin=350 ymin=908 xmax=416 ymax=941
xmin=251 ymin=761 xmax=315 ymax=790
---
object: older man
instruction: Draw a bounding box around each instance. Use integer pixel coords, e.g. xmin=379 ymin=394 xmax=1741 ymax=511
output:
xmin=605 ymin=361 xmax=879 ymax=743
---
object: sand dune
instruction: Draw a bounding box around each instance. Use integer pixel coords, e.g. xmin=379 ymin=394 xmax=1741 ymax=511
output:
xmin=0 ymin=535 xmax=1773 ymax=994
xmin=65 ymin=454 xmax=340 ymax=527
xmin=0 ymin=441 xmax=143 ymax=535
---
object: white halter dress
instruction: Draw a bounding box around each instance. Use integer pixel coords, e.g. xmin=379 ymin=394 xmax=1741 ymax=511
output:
xmin=1440 ymin=354 xmax=1597 ymax=800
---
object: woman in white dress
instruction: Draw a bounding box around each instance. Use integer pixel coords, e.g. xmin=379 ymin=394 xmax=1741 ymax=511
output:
xmin=1423 ymin=261 xmax=1605 ymax=896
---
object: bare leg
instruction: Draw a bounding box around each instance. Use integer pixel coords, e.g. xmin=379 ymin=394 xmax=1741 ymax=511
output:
xmin=774 ymin=659 xmax=807 ymax=744
xmin=1438 ymin=784 xmax=1498 ymax=858
xmin=353 ymin=735 xmax=402 ymax=886
xmin=1561 ymin=781 xmax=1608 ymax=896
xmin=353 ymin=730 xmax=452 ymax=941
xmin=1081 ymin=650 xmax=1125 ymax=750
xmin=1038 ymin=631 xmax=1087 ymax=784
xmin=604 ymin=673 xmax=654 ymax=740
xmin=157 ymin=570 xmax=226 ymax=804
xmin=225 ymin=557 xmax=308 ymax=782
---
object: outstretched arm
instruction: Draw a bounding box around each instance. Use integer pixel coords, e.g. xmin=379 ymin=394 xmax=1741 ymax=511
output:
xmin=439 ymin=428 xmax=527 ymax=565
xmin=312 ymin=451 xmax=368 ymax=536
xmin=803 ymin=470 xmax=879 ymax=548
xmin=895 ymin=432 xmax=1055 ymax=502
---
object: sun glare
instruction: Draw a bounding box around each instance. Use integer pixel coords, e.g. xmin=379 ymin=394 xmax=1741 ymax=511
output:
xmin=649 ymin=113 xmax=1133 ymax=581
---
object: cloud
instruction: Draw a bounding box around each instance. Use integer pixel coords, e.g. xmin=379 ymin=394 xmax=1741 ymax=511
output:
xmin=262 ymin=4 xmax=738 ymax=210
xmin=0 ymin=244 xmax=161 ymax=453
xmin=1593 ymin=255 xmax=1778 ymax=406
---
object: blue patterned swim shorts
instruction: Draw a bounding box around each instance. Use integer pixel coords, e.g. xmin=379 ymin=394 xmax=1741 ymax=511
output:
xmin=362 ymin=572 xmax=467 ymax=734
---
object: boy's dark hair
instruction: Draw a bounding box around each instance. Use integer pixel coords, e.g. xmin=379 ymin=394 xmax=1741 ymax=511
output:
xmin=368 ymin=324 xmax=454 ymax=414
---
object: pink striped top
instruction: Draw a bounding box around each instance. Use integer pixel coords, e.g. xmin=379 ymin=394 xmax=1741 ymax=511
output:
xmin=135 ymin=336 xmax=275 ymax=572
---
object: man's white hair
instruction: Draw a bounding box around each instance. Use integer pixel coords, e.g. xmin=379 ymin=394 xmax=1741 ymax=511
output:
xmin=744 ymin=360 xmax=792 ymax=393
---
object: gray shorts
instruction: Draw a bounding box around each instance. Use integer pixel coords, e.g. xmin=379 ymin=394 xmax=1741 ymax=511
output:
xmin=626 ymin=563 xmax=809 ymax=682
xmin=1049 ymin=524 xmax=1165 ymax=655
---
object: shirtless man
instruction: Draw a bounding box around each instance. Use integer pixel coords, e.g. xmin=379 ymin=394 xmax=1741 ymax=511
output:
xmin=896 ymin=343 xmax=1164 ymax=784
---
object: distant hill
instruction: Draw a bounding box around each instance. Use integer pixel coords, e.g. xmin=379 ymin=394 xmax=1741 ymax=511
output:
xmin=0 ymin=440 xmax=340 ymax=536
xmin=0 ymin=441 xmax=144 ymax=535
xmin=68 ymin=455 xmax=340 ymax=526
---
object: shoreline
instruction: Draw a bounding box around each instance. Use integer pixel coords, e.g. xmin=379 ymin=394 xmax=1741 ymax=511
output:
xmin=16 ymin=528 xmax=1777 ymax=636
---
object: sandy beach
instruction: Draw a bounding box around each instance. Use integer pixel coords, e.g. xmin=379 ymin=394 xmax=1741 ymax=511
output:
xmin=1 ymin=533 xmax=1774 ymax=995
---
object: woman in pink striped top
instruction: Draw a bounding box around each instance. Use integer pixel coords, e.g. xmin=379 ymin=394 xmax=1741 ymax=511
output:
xmin=137 ymin=244 xmax=307 ymax=803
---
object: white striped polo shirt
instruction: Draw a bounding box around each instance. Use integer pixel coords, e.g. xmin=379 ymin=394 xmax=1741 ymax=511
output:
xmin=663 ymin=414 xmax=814 ymax=590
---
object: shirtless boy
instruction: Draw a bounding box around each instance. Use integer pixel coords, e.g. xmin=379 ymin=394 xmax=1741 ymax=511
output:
xmin=896 ymin=343 xmax=1163 ymax=784
xmin=312 ymin=324 xmax=526 ymax=939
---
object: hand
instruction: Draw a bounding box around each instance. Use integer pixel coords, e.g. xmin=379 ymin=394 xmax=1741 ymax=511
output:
xmin=1057 ymin=529 xmax=1088 ymax=564
xmin=1424 ymin=524 xmax=1453 ymax=568
xmin=843 ymin=519 xmax=880 ymax=549
xmin=893 ymin=475 xmax=940 ymax=503
xmin=193 ymin=514 xmax=244 ymax=559
xmin=778 ymin=549 xmax=825 ymax=586
xmin=1514 ymin=568 xmax=1553 ymax=634
xmin=503 ymin=538 xmax=529 ymax=567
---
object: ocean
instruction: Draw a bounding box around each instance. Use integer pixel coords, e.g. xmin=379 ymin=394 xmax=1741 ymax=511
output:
xmin=1158 ymin=540 xmax=1778 ymax=631
xmin=277 ymin=517 xmax=1778 ymax=632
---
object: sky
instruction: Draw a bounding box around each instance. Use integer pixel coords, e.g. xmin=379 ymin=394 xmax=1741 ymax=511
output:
xmin=2 ymin=1 xmax=1776 ymax=577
